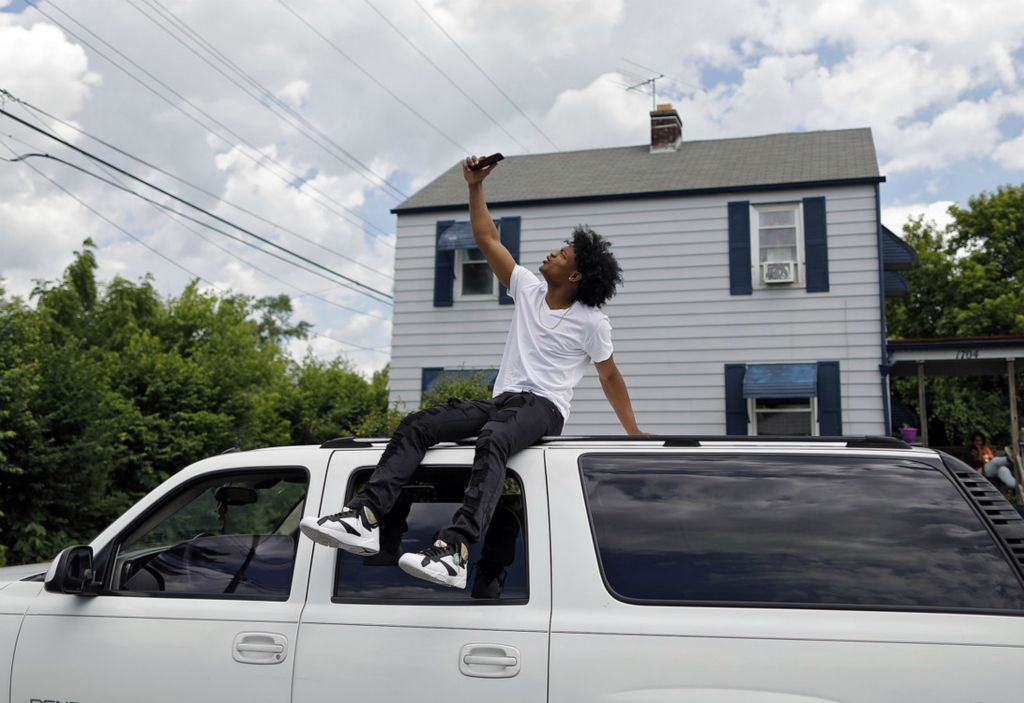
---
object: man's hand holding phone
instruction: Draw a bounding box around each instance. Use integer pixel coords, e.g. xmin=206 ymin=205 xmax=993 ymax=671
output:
xmin=463 ymin=153 xmax=503 ymax=185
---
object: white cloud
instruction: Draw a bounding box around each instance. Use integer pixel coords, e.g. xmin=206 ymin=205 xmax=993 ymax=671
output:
xmin=992 ymin=131 xmax=1024 ymax=170
xmin=882 ymin=201 xmax=955 ymax=234
xmin=0 ymin=18 xmax=101 ymax=115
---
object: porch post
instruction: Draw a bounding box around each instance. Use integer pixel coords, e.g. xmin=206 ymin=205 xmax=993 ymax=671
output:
xmin=1008 ymin=358 xmax=1023 ymax=503
xmin=916 ymin=361 xmax=928 ymax=446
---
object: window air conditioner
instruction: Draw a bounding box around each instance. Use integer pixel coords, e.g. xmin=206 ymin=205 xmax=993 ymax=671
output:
xmin=762 ymin=261 xmax=796 ymax=284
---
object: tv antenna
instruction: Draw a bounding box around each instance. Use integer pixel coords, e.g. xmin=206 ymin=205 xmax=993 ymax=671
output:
xmin=626 ymin=74 xmax=664 ymax=110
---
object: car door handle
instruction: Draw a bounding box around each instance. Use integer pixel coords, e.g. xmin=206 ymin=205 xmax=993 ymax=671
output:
xmin=233 ymin=632 xmax=288 ymax=665
xmin=464 ymin=654 xmax=517 ymax=667
xmin=459 ymin=644 xmax=521 ymax=678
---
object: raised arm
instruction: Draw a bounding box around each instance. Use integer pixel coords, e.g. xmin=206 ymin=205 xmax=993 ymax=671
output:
xmin=594 ymin=355 xmax=645 ymax=435
xmin=463 ymin=156 xmax=516 ymax=288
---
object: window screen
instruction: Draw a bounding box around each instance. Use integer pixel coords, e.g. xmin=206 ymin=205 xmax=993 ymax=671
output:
xmin=581 ymin=454 xmax=1024 ymax=612
xmin=333 ymin=466 xmax=528 ymax=604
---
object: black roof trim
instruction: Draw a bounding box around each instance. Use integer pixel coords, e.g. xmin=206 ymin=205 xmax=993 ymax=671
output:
xmin=391 ymin=176 xmax=887 ymax=215
xmin=888 ymin=337 xmax=1024 ymax=351
xmin=323 ymin=434 xmax=909 ymax=449
xmin=450 ymin=434 xmax=909 ymax=448
xmin=320 ymin=436 xmax=390 ymax=449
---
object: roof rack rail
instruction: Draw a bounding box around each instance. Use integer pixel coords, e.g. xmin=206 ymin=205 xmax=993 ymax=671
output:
xmin=662 ymin=435 xmax=910 ymax=449
xmin=513 ymin=435 xmax=911 ymax=448
xmin=324 ymin=435 xmax=912 ymax=449
xmin=319 ymin=436 xmax=391 ymax=449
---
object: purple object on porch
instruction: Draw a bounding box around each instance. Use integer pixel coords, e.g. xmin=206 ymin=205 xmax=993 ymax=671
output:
xmin=899 ymin=427 xmax=918 ymax=443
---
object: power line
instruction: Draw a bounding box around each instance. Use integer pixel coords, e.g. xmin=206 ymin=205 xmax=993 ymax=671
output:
xmin=11 ymin=96 xmax=392 ymax=283
xmin=362 ymin=0 xmax=530 ymax=154
xmin=30 ymin=0 xmax=395 ymax=244
xmin=412 ymin=0 xmax=560 ymax=152
xmin=275 ymin=0 xmax=470 ymax=154
xmin=0 ymin=137 xmax=219 ymax=289
xmin=9 ymin=111 xmax=391 ymax=323
xmin=0 ymin=106 xmax=394 ymax=304
xmin=2 ymin=139 xmax=391 ymax=358
xmin=128 ymin=0 xmax=408 ymax=201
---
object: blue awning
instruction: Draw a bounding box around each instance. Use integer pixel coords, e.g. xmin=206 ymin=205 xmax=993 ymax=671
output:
xmin=437 ymin=221 xmax=476 ymax=250
xmin=884 ymin=270 xmax=909 ymax=297
xmin=882 ymin=226 xmax=918 ymax=271
xmin=743 ymin=363 xmax=817 ymax=398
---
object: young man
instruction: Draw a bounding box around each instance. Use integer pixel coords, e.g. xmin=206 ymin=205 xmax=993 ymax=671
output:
xmin=300 ymin=155 xmax=643 ymax=588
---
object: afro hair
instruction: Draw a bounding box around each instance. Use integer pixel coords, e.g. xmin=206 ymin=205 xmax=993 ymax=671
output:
xmin=570 ymin=225 xmax=622 ymax=308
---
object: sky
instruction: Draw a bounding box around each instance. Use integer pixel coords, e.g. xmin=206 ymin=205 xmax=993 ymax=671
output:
xmin=2 ymin=0 xmax=1023 ymax=377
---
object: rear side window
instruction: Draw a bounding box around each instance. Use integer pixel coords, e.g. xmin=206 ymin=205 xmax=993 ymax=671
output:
xmin=333 ymin=466 xmax=528 ymax=604
xmin=582 ymin=454 xmax=1024 ymax=612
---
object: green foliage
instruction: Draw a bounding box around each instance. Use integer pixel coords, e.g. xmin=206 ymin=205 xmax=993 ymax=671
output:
xmin=419 ymin=371 xmax=493 ymax=409
xmin=0 ymin=243 xmax=392 ymax=565
xmin=886 ymin=184 xmax=1024 ymax=447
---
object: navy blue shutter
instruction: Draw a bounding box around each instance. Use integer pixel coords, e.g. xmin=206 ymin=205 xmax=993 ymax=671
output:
xmin=498 ymin=216 xmax=520 ymax=305
xmin=725 ymin=364 xmax=748 ymax=435
xmin=803 ymin=197 xmax=829 ymax=293
xmin=727 ymin=202 xmax=752 ymax=295
xmin=433 ymin=220 xmax=455 ymax=307
xmin=817 ymin=361 xmax=842 ymax=435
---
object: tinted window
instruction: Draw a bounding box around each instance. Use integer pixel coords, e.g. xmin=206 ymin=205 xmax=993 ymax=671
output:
xmin=114 ymin=470 xmax=307 ymax=599
xmin=582 ymin=454 xmax=1024 ymax=612
xmin=333 ymin=467 xmax=528 ymax=604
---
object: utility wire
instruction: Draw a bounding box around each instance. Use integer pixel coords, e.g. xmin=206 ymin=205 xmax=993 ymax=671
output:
xmin=2 ymin=139 xmax=391 ymax=358
xmin=362 ymin=0 xmax=530 ymax=153
xmin=30 ymin=0 xmax=394 ymax=244
xmin=412 ymin=0 xmax=560 ymax=152
xmin=0 ymin=138 xmax=218 ymax=289
xmin=275 ymin=0 xmax=470 ymax=154
xmin=6 ymin=112 xmax=391 ymax=324
xmin=9 ymin=95 xmax=392 ymax=283
xmin=129 ymin=0 xmax=408 ymax=201
xmin=0 ymin=107 xmax=394 ymax=304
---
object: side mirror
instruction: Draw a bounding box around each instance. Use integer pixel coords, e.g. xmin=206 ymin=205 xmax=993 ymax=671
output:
xmin=44 ymin=545 xmax=98 ymax=596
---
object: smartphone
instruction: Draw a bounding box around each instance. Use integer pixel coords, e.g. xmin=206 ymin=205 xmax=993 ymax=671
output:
xmin=469 ymin=152 xmax=504 ymax=171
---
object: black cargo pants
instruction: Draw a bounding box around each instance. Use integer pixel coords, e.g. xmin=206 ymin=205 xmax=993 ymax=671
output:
xmin=348 ymin=391 xmax=564 ymax=547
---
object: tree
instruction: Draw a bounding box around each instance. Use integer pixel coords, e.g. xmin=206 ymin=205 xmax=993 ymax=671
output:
xmin=0 ymin=243 xmax=391 ymax=565
xmin=886 ymin=184 xmax=1024 ymax=448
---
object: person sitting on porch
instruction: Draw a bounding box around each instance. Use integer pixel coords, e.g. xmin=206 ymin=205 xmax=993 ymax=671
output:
xmin=969 ymin=432 xmax=1017 ymax=491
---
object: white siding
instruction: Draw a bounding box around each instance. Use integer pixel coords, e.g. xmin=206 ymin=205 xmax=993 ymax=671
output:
xmin=389 ymin=185 xmax=885 ymax=435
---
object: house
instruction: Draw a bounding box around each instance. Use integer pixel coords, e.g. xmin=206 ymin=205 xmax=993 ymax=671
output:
xmin=389 ymin=106 xmax=915 ymax=436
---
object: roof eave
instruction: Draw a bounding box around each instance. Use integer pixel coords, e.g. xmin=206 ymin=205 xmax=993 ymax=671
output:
xmin=391 ymin=176 xmax=887 ymax=215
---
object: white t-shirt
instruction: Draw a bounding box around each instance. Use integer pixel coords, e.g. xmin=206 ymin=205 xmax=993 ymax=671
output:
xmin=492 ymin=265 xmax=614 ymax=421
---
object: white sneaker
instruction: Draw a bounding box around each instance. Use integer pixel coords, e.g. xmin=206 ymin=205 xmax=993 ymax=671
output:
xmin=300 ymin=507 xmax=379 ymax=555
xmin=398 ymin=540 xmax=468 ymax=589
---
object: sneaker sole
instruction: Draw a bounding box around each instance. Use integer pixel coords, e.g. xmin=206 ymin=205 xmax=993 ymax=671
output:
xmin=299 ymin=520 xmax=379 ymax=556
xmin=398 ymin=555 xmax=467 ymax=589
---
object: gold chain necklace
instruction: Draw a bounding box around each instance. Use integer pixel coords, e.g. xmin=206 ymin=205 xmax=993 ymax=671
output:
xmin=537 ymin=294 xmax=573 ymax=329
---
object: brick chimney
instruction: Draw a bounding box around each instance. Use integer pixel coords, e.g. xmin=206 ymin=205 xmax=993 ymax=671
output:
xmin=650 ymin=103 xmax=682 ymax=153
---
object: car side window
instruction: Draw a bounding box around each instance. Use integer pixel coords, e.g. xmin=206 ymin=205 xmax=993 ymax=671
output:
xmin=581 ymin=453 xmax=1024 ymax=613
xmin=111 ymin=469 xmax=308 ymax=599
xmin=333 ymin=466 xmax=528 ymax=604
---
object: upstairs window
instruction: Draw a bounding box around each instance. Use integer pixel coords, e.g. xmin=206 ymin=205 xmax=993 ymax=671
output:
xmin=457 ymin=247 xmax=496 ymax=299
xmin=752 ymin=203 xmax=803 ymax=288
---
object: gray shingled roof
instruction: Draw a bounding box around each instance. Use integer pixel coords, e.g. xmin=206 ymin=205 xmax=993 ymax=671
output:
xmin=393 ymin=127 xmax=880 ymax=213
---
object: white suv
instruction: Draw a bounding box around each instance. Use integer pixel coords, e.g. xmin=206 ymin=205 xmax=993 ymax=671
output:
xmin=1 ymin=436 xmax=1022 ymax=702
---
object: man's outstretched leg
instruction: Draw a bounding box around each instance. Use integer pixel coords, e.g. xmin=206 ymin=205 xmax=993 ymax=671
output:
xmin=300 ymin=399 xmax=493 ymax=554
xmin=398 ymin=392 xmax=563 ymax=588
